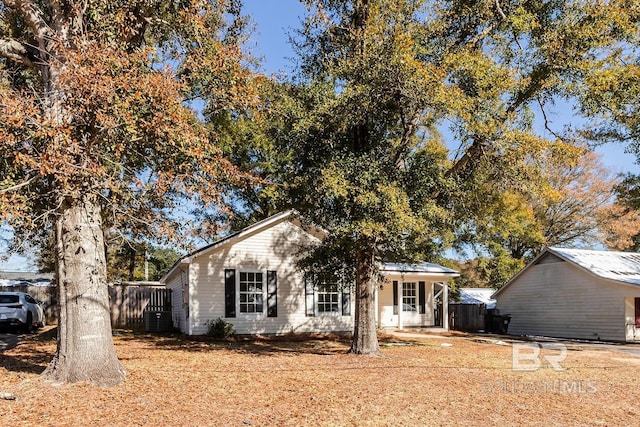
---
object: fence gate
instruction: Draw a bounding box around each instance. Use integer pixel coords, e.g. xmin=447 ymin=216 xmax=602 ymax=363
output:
xmin=109 ymin=285 xmax=172 ymax=329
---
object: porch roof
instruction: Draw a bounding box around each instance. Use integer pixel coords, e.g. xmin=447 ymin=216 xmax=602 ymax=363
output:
xmin=382 ymin=262 xmax=459 ymax=277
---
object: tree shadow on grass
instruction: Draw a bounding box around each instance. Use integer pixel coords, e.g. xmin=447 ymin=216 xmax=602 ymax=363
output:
xmin=114 ymin=330 xmax=356 ymax=356
xmin=0 ymin=327 xmax=56 ymax=375
xmin=113 ymin=330 xmax=423 ymax=357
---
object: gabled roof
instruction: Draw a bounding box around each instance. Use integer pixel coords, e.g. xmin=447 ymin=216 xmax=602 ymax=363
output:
xmin=382 ymin=262 xmax=459 ymax=277
xmin=549 ymin=247 xmax=640 ymax=286
xmin=160 ymin=210 xmax=459 ymax=283
xmin=160 ymin=210 xmax=316 ymax=282
xmin=493 ymin=247 xmax=640 ymax=298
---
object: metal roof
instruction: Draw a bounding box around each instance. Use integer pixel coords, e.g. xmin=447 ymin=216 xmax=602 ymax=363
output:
xmin=549 ymin=247 xmax=640 ymax=286
xmin=382 ymin=262 xmax=459 ymax=276
xmin=0 ymin=271 xmax=52 ymax=287
xmin=457 ymin=287 xmax=496 ymax=308
xmin=0 ymin=271 xmax=52 ymax=281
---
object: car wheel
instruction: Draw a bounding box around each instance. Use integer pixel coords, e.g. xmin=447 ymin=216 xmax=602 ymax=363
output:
xmin=23 ymin=312 xmax=33 ymax=334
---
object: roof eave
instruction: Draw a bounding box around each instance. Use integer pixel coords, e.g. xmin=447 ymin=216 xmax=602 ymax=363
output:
xmin=160 ymin=210 xmax=299 ymax=284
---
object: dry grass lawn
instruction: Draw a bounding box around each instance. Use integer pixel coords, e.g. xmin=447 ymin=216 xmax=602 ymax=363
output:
xmin=1 ymin=328 xmax=639 ymax=426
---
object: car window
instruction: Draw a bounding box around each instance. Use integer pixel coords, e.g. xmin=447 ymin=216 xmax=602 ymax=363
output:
xmin=0 ymin=295 xmax=20 ymax=304
xmin=25 ymin=295 xmax=37 ymax=304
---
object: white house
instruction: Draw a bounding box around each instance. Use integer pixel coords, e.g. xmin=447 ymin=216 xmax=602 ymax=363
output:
xmin=493 ymin=247 xmax=640 ymax=342
xmin=161 ymin=211 xmax=459 ymax=335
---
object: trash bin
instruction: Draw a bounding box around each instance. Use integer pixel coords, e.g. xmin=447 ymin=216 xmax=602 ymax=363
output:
xmin=495 ymin=314 xmax=511 ymax=334
xmin=485 ymin=309 xmax=511 ymax=334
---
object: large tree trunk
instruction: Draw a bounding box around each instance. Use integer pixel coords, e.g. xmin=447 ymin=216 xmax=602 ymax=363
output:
xmin=349 ymin=246 xmax=380 ymax=355
xmin=42 ymin=195 xmax=126 ymax=387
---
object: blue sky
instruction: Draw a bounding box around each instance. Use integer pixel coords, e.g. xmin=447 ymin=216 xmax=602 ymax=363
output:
xmin=243 ymin=0 xmax=637 ymax=175
xmin=1 ymin=2 xmax=637 ymax=271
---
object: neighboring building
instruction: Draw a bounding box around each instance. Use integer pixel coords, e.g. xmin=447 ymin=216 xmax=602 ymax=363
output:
xmin=0 ymin=271 xmax=52 ymax=287
xmin=161 ymin=211 xmax=459 ymax=335
xmin=493 ymin=247 xmax=640 ymax=342
xmin=457 ymin=288 xmax=496 ymax=309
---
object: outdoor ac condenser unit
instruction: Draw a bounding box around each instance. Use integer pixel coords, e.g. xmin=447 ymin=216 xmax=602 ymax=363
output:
xmin=144 ymin=310 xmax=172 ymax=332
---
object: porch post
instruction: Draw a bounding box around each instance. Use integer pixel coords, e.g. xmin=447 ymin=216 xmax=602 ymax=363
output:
xmin=397 ymin=280 xmax=403 ymax=330
xmin=442 ymin=282 xmax=449 ymax=331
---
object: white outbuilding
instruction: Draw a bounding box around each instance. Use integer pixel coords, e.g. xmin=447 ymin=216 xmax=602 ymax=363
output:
xmin=493 ymin=247 xmax=640 ymax=342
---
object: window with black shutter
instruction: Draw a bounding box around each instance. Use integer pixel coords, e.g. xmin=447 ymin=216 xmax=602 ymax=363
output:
xmin=224 ymin=269 xmax=236 ymax=318
xmin=267 ymin=270 xmax=277 ymax=317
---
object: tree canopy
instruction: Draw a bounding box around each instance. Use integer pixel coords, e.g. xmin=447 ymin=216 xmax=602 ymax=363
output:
xmin=1 ymin=0 xmax=638 ymax=378
xmin=222 ymin=0 xmax=639 ymax=353
xmin=0 ymin=0 xmax=253 ymax=386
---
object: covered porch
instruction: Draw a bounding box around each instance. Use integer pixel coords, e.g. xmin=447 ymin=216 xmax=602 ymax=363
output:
xmin=377 ymin=262 xmax=459 ymax=331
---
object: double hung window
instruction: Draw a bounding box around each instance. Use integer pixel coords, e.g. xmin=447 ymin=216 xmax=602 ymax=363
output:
xmin=239 ymin=271 xmax=264 ymax=313
xmin=402 ymin=282 xmax=417 ymax=312
xmin=317 ymin=283 xmax=340 ymax=313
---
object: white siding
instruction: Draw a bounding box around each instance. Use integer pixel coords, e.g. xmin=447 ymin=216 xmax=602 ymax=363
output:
xmin=164 ymin=265 xmax=188 ymax=334
xmin=496 ymin=258 xmax=640 ymax=342
xmin=378 ymin=276 xmax=439 ymax=328
xmin=187 ymin=217 xmax=354 ymax=335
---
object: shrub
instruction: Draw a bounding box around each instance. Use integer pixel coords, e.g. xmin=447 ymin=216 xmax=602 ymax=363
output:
xmin=205 ymin=317 xmax=235 ymax=338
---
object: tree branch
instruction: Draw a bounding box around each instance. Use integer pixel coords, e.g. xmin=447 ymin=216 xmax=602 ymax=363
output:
xmin=0 ymin=38 xmax=36 ymax=67
xmin=0 ymin=176 xmax=37 ymax=193
xmin=2 ymin=0 xmax=52 ymax=71
xmin=3 ymin=0 xmax=52 ymax=45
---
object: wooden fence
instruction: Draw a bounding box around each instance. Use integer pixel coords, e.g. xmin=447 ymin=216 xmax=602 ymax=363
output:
xmin=449 ymin=303 xmax=487 ymax=332
xmin=0 ymin=284 xmax=171 ymax=330
xmin=109 ymin=285 xmax=172 ymax=330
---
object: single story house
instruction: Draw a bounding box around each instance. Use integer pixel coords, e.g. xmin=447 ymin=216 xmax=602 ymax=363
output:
xmin=161 ymin=211 xmax=459 ymax=335
xmin=493 ymin=247 xmax=640 ymax=342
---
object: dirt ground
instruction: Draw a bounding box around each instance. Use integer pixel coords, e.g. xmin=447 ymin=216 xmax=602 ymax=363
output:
xmin=1 ymin=328 xmax=639 ymax=426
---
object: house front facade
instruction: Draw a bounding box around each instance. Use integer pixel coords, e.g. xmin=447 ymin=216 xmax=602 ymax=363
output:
xmin=377 ymin=263 xmax=457 ymax=330
xmin=161 ymin=211 xmax=458 ymax=335
xmin=493 ymin=247 xmax=640 ymax=342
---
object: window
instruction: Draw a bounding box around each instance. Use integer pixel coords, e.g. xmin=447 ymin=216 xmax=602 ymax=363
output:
xmin=317 ymin=283 xmax=340 ymax=313
xmin=402 ymin=282 xmax=417 ymax=312
xmin=239 ymin=271 xmax=264 ymax=313
xmin=0 ymin=295 xmax=19 ymax=304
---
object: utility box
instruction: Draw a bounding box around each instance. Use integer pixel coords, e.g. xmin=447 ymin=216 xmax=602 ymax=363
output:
xmin=144 ymin=310 xmax=172 ymax=332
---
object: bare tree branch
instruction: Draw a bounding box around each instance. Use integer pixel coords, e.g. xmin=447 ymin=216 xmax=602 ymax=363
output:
xmin=0 ymin=38 xmax=36 ymax=67
xmin=495 ymin=0 xmax=507 ymax=20
xmin=3 ymin=0 xmax=52 ymax=45
xmin=0 ymin=176 xmax=37 ymax=193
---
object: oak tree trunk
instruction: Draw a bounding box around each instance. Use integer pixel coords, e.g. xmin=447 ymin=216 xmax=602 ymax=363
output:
xmin=349 ymin=246 xmax=381 ymax=355
xmin=42 ymin=195 xmax=126 ymax=387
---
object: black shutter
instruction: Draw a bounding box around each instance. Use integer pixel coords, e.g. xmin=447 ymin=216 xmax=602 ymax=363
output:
xmin=305 ymin=278 xmax=315 ymax=317
xmin=267 ymin=270 xmax=277 ymax=317
xmin=342 ymin=286 xmax=351 ymax=316
xmin=393 ymin=280 xmax=398 ymax=315
xmin=224 ymin=269 xmax=236 ymax=318
xmin=419 ymin=281 xmax=426 ymax=314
